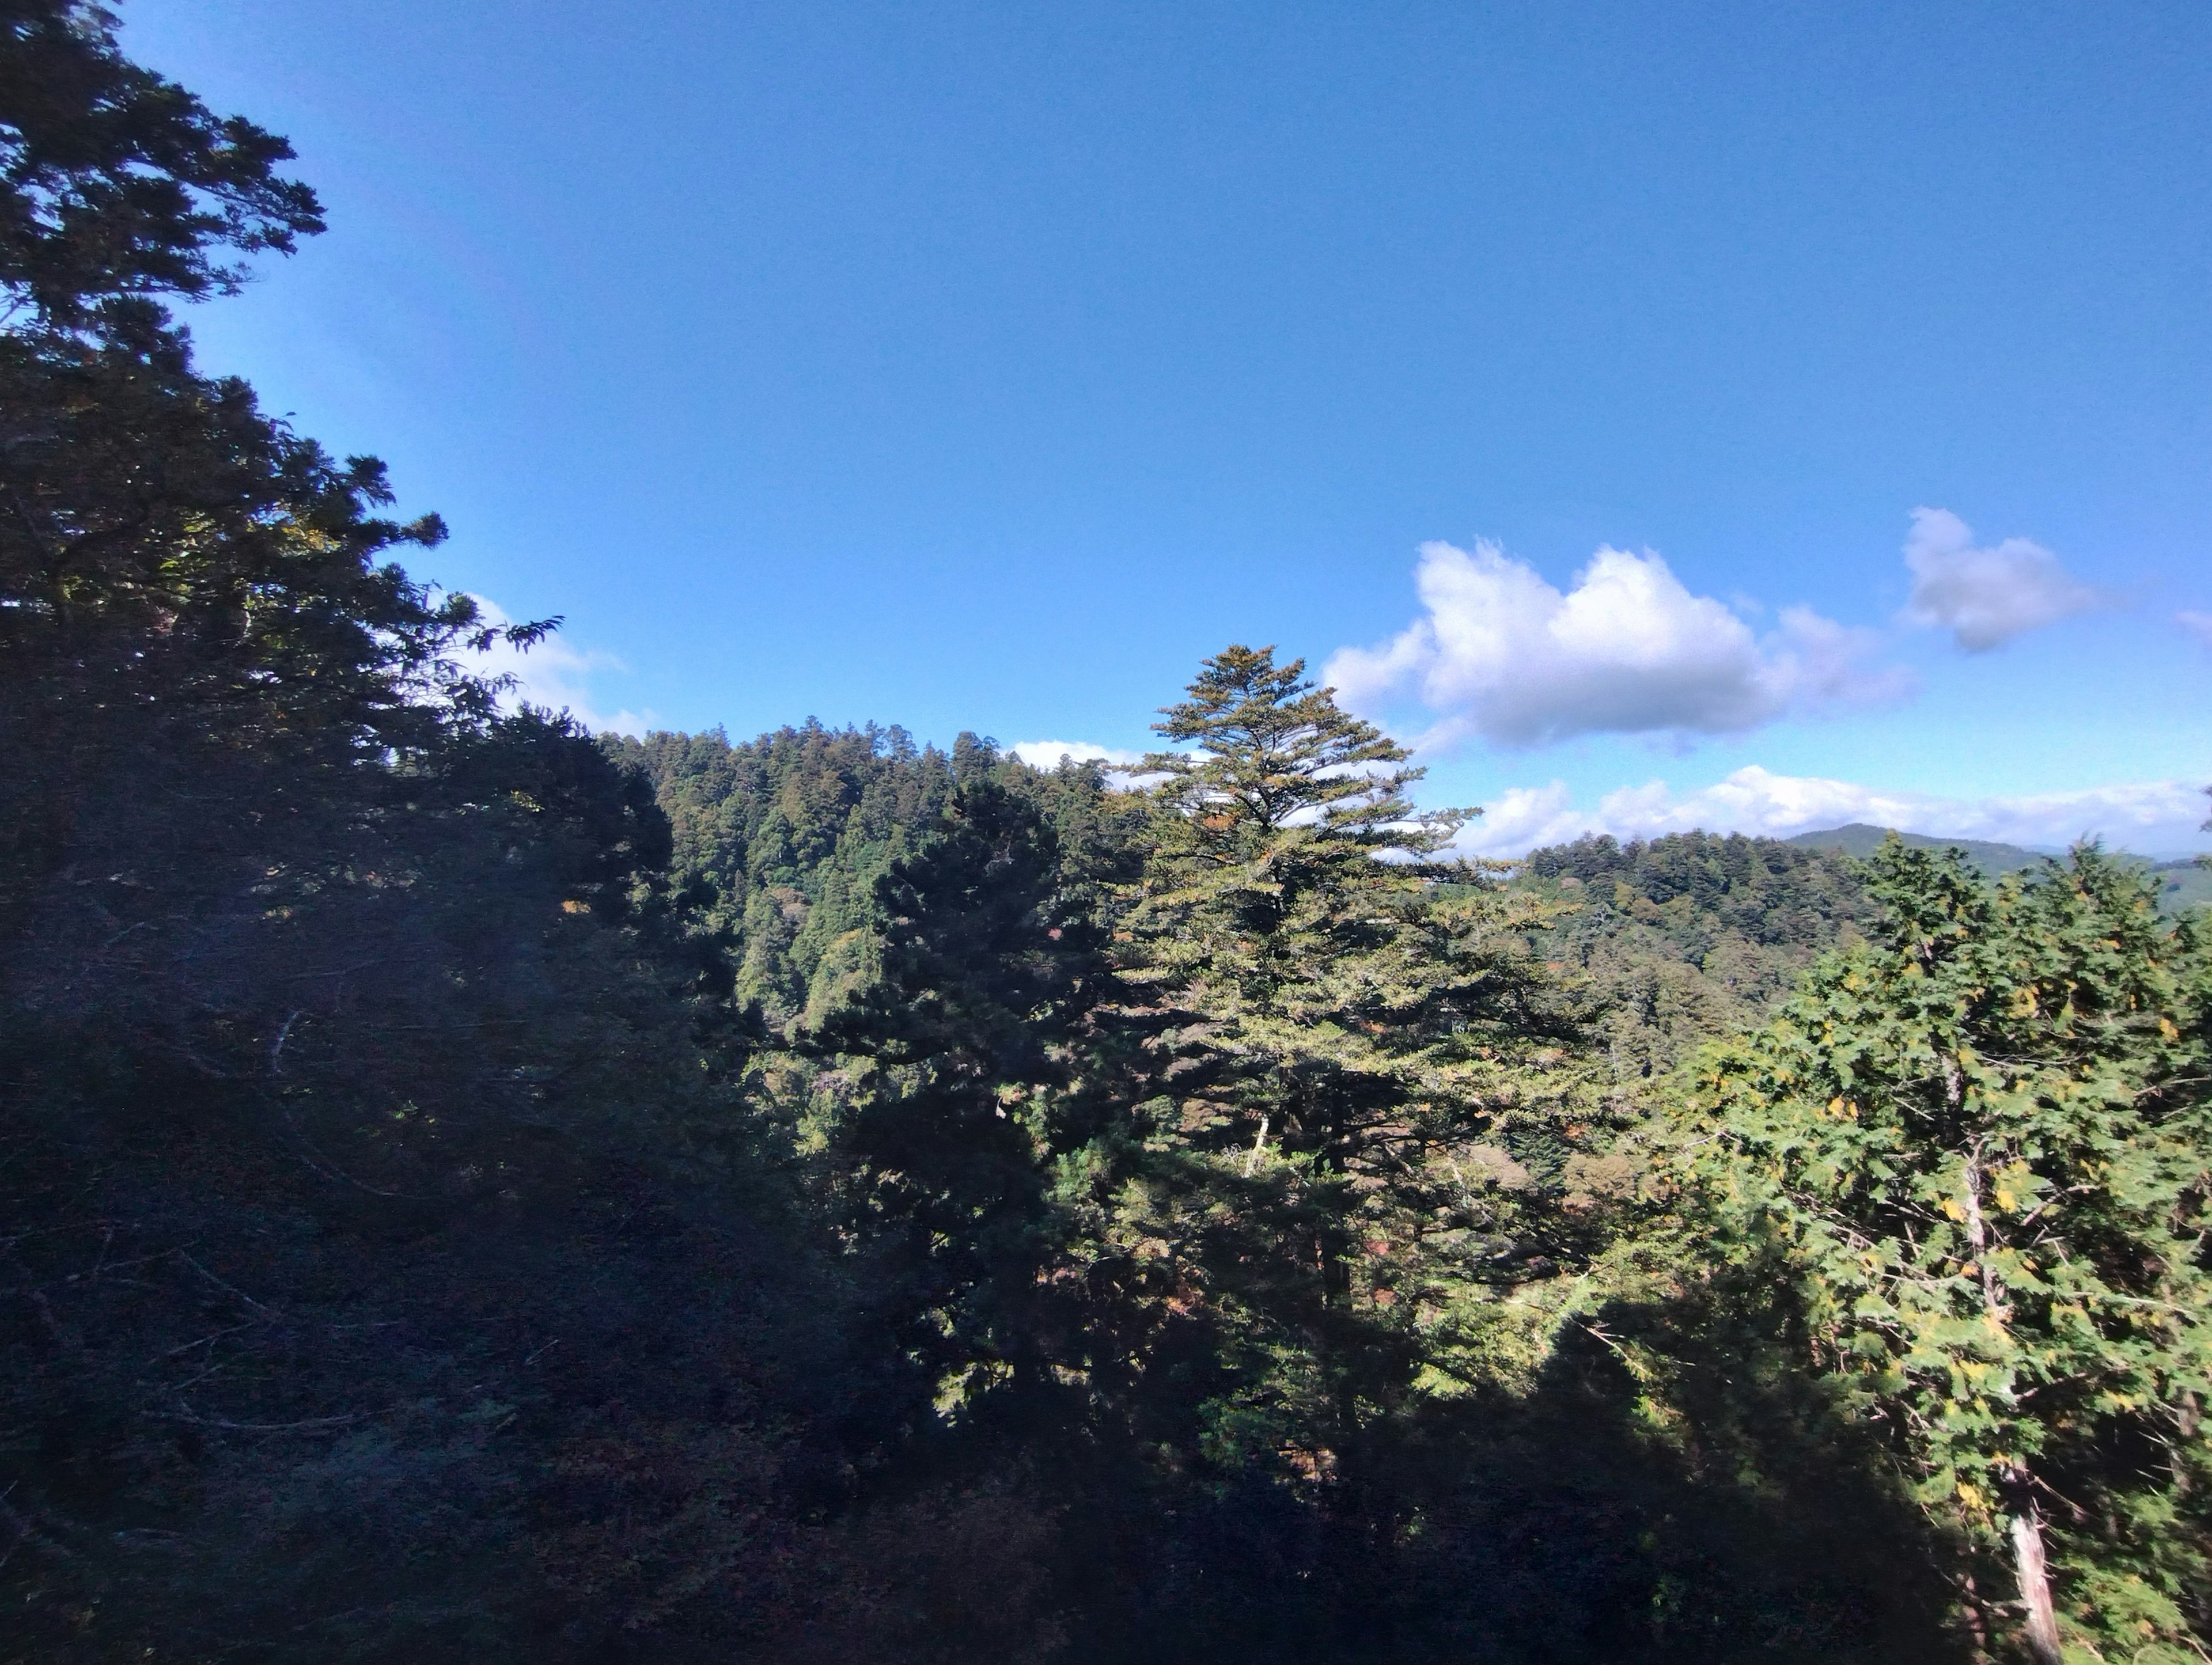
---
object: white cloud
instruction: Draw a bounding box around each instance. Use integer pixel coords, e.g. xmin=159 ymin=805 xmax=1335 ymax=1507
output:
xmin=1011 ymin=739 xmax=1147 ymax=771
xmin=1327 ymin=540 xmax=1907 ymax=750
xmin=2179 ymin=610 xmax=2212 ymax=650
xmin=1899 ymin=507 xmax=2106 ymax=651
xmin=464 ymin=596 xmax=652 ymax=736
xmin=1450 ymin=765 xmax=2210 ymax=858
xmin=1450 ymin=782 xmax=1593 ymax=855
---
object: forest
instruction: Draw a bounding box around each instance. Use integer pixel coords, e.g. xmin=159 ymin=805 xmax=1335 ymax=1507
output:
xmin=2 ymin=7 xmax=2207 ymax=1662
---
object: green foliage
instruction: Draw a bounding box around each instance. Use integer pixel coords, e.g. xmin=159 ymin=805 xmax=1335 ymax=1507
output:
xmin=1095 ymin=646 xmax=1592 ymax=1471
xmin=0 ymin=0 xmax=323 ymax=333
xmin=813 ymin=767 xmax=1124 ymax=1413
xmin=1685 ymin=840 xmax=2212 ymax=1660
xmin=604 ymin=722 xmax=961 ymax=1029
xmin=6 ymin=15 xmax=2206 ymax=1660
xmin=1522 ymin=830 xmax=1869 ymax=1084
xmin=1785 ymin=822 xmax=2058 ymax=878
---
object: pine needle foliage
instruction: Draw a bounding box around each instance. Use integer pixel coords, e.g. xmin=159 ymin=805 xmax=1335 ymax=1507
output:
xmin=1103 ymin=646 xmax=1589 ymax=1470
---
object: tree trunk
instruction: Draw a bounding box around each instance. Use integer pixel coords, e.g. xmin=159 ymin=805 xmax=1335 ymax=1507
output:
xmin=1243 ymin=1112 xmax=1269 ymax=1176
xmin=2009 ymin=1505 xmax=2063 ymax=1665
xmin=1958 ymin=1570 xmax=1991 ymax=1660
xmin=1968 ymin=1146 xmax=2059 ymax=1664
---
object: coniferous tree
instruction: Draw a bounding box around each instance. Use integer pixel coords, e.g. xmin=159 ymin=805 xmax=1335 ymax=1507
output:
xmin=816 ymin=765 xmax=1120 ymax=1418
xmin=0 ymin=16 xmax=843 ymax=1655
xmin=20 ymin=8 xmax=2196 ymax=1655
xmin=1098 ymin=645 xmax=1587 ymax=1476
xmin=0 ymin=0 xmax=554 ymax=984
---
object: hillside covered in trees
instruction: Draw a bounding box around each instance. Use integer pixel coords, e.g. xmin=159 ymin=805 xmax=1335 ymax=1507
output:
xmin=3 ymin=9 xmax=2207 ymax=1663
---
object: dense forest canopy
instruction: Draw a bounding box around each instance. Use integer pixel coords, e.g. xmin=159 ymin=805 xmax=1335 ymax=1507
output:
xmin=3 ymin=7 xmax=2206 ymax=1662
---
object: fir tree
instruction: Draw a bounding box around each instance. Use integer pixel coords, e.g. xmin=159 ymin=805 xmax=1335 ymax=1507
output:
xmin=1099 ymin=645 xmax=1585 ymax=1475
xmin=816 ymin=765 xmax=1118 ymax=1418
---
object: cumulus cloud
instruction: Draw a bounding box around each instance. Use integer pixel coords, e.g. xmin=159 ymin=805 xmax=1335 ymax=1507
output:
xmin=1327 ymin=540 xmax=1907 ymax=750
xmin=1899 ymin=507 xmax=2106 ymax=651
xmin=1449 ymin=782 xmax=1593 ymax=855
xmin=1011 ymin=739 xmax=1146 ymax=771
xmin=465 ymin=596 xmax=651 ymax=736
xmin=1450 ymin=766 xmax=2209 ymax=858
xmin=2179 ymin=610 xmax=2212 ymax=650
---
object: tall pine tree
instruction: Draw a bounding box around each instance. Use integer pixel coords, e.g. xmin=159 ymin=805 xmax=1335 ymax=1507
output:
xmin=1098 ymin=645 xmax=1586 ymax=1477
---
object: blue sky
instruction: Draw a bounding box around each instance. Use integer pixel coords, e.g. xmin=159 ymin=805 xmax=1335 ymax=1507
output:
xmin=126 ymin=0 xmax=2212 ymax=852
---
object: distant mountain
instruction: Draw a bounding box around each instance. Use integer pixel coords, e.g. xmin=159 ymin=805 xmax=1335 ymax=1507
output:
xmin=2151 ymin=858 xmax=2212 ymax=915
xmin=1787 ymin=823 xmax=2211 ymax=913
xmin=1785 ymin=822 xmax=2052 ymax=875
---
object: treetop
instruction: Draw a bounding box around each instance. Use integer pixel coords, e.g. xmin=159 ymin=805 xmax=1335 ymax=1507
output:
xmin=1145 ymin=642 xmax=1472 ymax=855
xmin=0 ymin=0 xmax=324 ymax=333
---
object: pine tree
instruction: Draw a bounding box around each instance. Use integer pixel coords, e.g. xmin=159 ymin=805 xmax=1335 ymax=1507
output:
xmin=1688 ymin=841 xmax=2211 ymax=1663
xmin=1097 ymin=645 xmax=1585 ymax=1475
xmin=816 ymin=766 xmax=1118 ymax=1418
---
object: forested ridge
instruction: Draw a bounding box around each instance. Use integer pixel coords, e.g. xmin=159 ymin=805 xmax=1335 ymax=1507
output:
xmin=3 ymin=9 xmax=2207 ymax=1662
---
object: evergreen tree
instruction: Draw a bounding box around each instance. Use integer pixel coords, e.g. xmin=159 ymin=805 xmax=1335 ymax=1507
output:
xmin=1097 ymin=645 xmax=1586 ymax=1476
xmin=603 ymin=722 xmax=960 ymax=1031
xmin=1 ymin=0 xmax=321 ymax=335
xmin=816 ymin=765 xmax=1119 ymax=1419
xmin=0 ymin=0 xmax=554 ymax=979
xmin=1687 ymin=841 xmax=2211 ymax=1662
